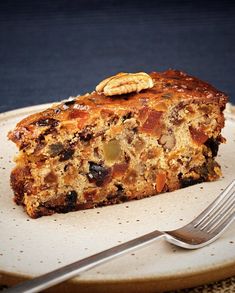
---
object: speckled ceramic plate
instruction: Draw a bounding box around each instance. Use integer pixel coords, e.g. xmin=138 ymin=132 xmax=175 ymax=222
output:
xmin=0 ymin=104 xmax=235 ymax=292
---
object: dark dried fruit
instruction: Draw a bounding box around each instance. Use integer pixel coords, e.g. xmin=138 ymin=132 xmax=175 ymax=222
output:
xmin=79 ymin=129 xmax=93 ymax=142
xmin=122 ymin=112 xmax=132 ymax=122
xmin=49 ymin=143 xmax=64 ymax=156
xmin=116 ymin=185 xmax=128 ymax=201
xmin=43 ymin=127 xmax=58 ymax=137
xmin=194 ymin=164 xmax=208 ymax=179
xmin=59 ymin=148 xmax=75 ymax=161
xmin=66 ymin=190 xmax=78 ymax=209
xmin=115 ymin=183 xmax=124 ymax=193
xmin=64 ymin=99 xmax=76 ymax=106
xmin=36 ymin=133 xmax=45 ymax=143
xmin=179 ymin=177 xmax=203 ymax=188
xmin=35 ymin=118 xmax=59 ymax=127
xmin=205 ymin=138 xmax=219 ymax=157
xmin=19 ymin=142 xmax=30 ymax=150
xmin=107 ymin=184 xmax=128 ymax=202
xmin=64 ymin=163 xmax=72 ymax=172
xmin=169 ymin=103 xmax=185 ymax=126
xmin=87 ymin=162 xmax=111 ymax=187
xmin=66 ymin=190 xmax=78 ymax=203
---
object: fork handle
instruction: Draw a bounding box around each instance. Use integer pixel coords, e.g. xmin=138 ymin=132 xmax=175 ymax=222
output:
xmin=7 ymin=230 xmax=164 ymax=293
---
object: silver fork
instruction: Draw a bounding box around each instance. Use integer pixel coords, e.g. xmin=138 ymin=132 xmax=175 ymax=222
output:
xmin=6 ymin=180 xmax=235 ymax=293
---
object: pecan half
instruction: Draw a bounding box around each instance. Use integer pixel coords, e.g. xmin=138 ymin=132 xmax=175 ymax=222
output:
xmin=96 ymin=72 xmax=154 ymax=96
xmin=159 ymin=133 xmax=176 ymax=150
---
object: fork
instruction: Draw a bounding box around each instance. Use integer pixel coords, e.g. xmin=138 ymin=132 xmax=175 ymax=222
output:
xmin=6 ymin=180 xmax=235 ymax=293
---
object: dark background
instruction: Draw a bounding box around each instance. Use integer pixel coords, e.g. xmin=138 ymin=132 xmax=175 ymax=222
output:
xmin=0 ymin=0 xmax=235 ymax=113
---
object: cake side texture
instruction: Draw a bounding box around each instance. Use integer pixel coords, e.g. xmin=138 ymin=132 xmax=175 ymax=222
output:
xmin=8 ymin=70 xmax=228 ymax=218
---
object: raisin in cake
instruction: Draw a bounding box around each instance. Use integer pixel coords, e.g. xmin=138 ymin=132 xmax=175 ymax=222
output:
xmin=8 ymin=70 xmax=228 ymax=218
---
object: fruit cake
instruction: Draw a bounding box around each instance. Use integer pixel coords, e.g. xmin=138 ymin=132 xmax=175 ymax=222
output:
xmin=8 ymin=70 xmax=228 ymax=218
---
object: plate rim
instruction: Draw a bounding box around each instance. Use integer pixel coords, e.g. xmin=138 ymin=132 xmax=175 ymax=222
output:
xmin=1 ymin=260 xmax=235 ymax=292
xmin=0 ymin=103 xmax=53 ymax=121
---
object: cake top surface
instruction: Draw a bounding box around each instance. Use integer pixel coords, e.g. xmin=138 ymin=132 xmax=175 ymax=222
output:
xmin=8 ymin=69 xmax=228 ymax=146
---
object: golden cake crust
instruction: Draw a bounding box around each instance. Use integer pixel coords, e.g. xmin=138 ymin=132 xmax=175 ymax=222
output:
xmin=9 ymin=70 xmax=227 ymax=146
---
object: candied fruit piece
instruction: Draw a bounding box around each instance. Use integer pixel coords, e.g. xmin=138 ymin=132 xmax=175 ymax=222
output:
xmin=156 ymin=171 xmax=166 ymax=193
xmin=103 ymin=139 xmax=122 ymax=161
xmin=189 ymin=126 xmax=209 ymax=145
xmin=140 ymin=109 xmax=163 ymax=136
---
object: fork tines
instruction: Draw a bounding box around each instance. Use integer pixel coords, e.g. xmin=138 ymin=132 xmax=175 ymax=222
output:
xmin=193 ymin=180 xmax=235 ymax=234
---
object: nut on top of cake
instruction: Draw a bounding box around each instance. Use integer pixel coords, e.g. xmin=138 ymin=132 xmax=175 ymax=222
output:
xmin=8 ymin=70 xmax=228 ymax=218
